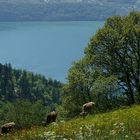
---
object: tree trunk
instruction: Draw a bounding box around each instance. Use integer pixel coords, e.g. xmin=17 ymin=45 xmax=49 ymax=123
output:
xmin=129 ymin=92 xmax=135 ymax=104
xmin=126 ymin=72 xmax=135 ymax=104
xmin=137 ymin=84 xmax=140 ymax=103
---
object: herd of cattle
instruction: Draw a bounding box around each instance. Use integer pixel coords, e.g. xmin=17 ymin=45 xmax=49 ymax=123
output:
xmin=0 ymin=101 xmax=95 ymax=134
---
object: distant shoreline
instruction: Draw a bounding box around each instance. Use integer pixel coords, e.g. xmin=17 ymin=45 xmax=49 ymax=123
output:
xmin=0 ymin=20 xmax=105 ymax=22
xmin=0 ymin=1 xmax=136 ymax=24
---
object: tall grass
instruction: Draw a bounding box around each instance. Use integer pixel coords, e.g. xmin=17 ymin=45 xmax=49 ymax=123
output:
xmin=2 ymin=105 xmax=140 ymax=140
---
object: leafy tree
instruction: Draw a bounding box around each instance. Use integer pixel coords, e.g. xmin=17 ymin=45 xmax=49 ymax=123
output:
xmin=62 ymin=59 xmax=101 ymax=117
xmin=85 ymin=11 xmax=140 ymax=104
xmin=62 ymin=61 xmax=120 ymax=116
xmin=62 ymin=12 xmax=140 ymax=117
xmin=92 ymin=75 xmax=124 ymax=112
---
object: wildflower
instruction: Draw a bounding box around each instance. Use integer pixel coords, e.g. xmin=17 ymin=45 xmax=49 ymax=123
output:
xmin=60 ymin=120 xmax=65 ymax=123
xmin=110 ymin=130 xmax=116 ymax=136
xmin=120 ymin=123 xmax=124 ymax=126
xmin=113 ymin=123 xmax=117 ymax=126
xmin=96 ymin=129 xmax=100 ymax=133
xmin=121 ymin=127 xmax=125 ymax=132
xmin=125 ymin=135 xmax=129 ymax=138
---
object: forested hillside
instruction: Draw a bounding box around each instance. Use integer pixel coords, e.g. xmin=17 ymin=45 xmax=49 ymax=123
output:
xmin=0 ymin=63 xmax=62 ymax=106
xmin=0 ymin=63 xmax=62 ymax=128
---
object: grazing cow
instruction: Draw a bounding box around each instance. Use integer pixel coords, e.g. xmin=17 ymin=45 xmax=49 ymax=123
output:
xmin=1 ymin=122 xmax=15 ymax=134
xmin=46 ymin=111 xmax=57 ymax=125
xmin=82 ymin=102 xmax=95 ymax=114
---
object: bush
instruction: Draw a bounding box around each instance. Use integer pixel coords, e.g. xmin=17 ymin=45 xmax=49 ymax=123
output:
xmin=0 ymin=100 xmax=47 ymax=129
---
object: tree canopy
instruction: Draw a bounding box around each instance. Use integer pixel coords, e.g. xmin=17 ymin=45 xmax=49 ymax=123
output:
xmin=63 ymin=12 xmax=140 ymax=117
xmin=85 ymin=11 xmax=140 ymax=104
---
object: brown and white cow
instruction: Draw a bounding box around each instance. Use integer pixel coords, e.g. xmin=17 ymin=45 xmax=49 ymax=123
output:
xmin=46 ymin=111 xmax=57 ymax=125
xmin=1 ymin=122 xmax=15 ymax=134
xmin=80 ymin=102 xmax=95 ymax=117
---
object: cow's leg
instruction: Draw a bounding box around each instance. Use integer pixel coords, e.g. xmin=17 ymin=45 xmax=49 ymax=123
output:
xmin=52 ymin=116 xmax=56 ymax=122
xmin=1 ymin=127 xmax=8 ymax=133
xmin=47 ymin=115 xmax=51 ymax=124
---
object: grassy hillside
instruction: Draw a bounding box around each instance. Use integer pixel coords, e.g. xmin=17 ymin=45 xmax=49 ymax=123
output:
xmin=1 ymin=105 xmax=140 ymax=140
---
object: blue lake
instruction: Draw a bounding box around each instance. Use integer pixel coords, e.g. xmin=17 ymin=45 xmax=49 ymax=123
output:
xmin=0 ymin=21 xmax=104 ymax=82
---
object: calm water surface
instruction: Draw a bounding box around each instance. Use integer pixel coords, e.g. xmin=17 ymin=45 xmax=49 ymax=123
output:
xmin=0 ymin=21 xmax=104 ymax=82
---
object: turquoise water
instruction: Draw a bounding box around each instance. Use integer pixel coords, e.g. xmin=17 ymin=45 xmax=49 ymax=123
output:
xmin=0 ymin=21 xmax=104 ymax=82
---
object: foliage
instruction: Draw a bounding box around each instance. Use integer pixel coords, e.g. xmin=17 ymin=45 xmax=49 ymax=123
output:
xmin=85 ymin=11 xmax=140 ymax=104
xmin=62 ymin=12 xmax=140 ymax=117
xmin=0 ymin=63 xmax=62 ymax=128
xmin=0 ymin=100 xmax=47 ymax=128
xmin=0 ymin=63 xmax=62 ymax=105
xmin=92 ymin=75 xmax=125 ymax=112
xmin=1 ymin=105 xmax=140 ymax=140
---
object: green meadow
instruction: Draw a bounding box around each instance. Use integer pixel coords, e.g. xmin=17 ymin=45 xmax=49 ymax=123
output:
xmin=2 ymin=105 xmax=140 ymax=140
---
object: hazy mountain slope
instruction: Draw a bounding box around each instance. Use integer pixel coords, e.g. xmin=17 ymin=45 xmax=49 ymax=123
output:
xmin=0 ymin=0 xmax=139 ymax=21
